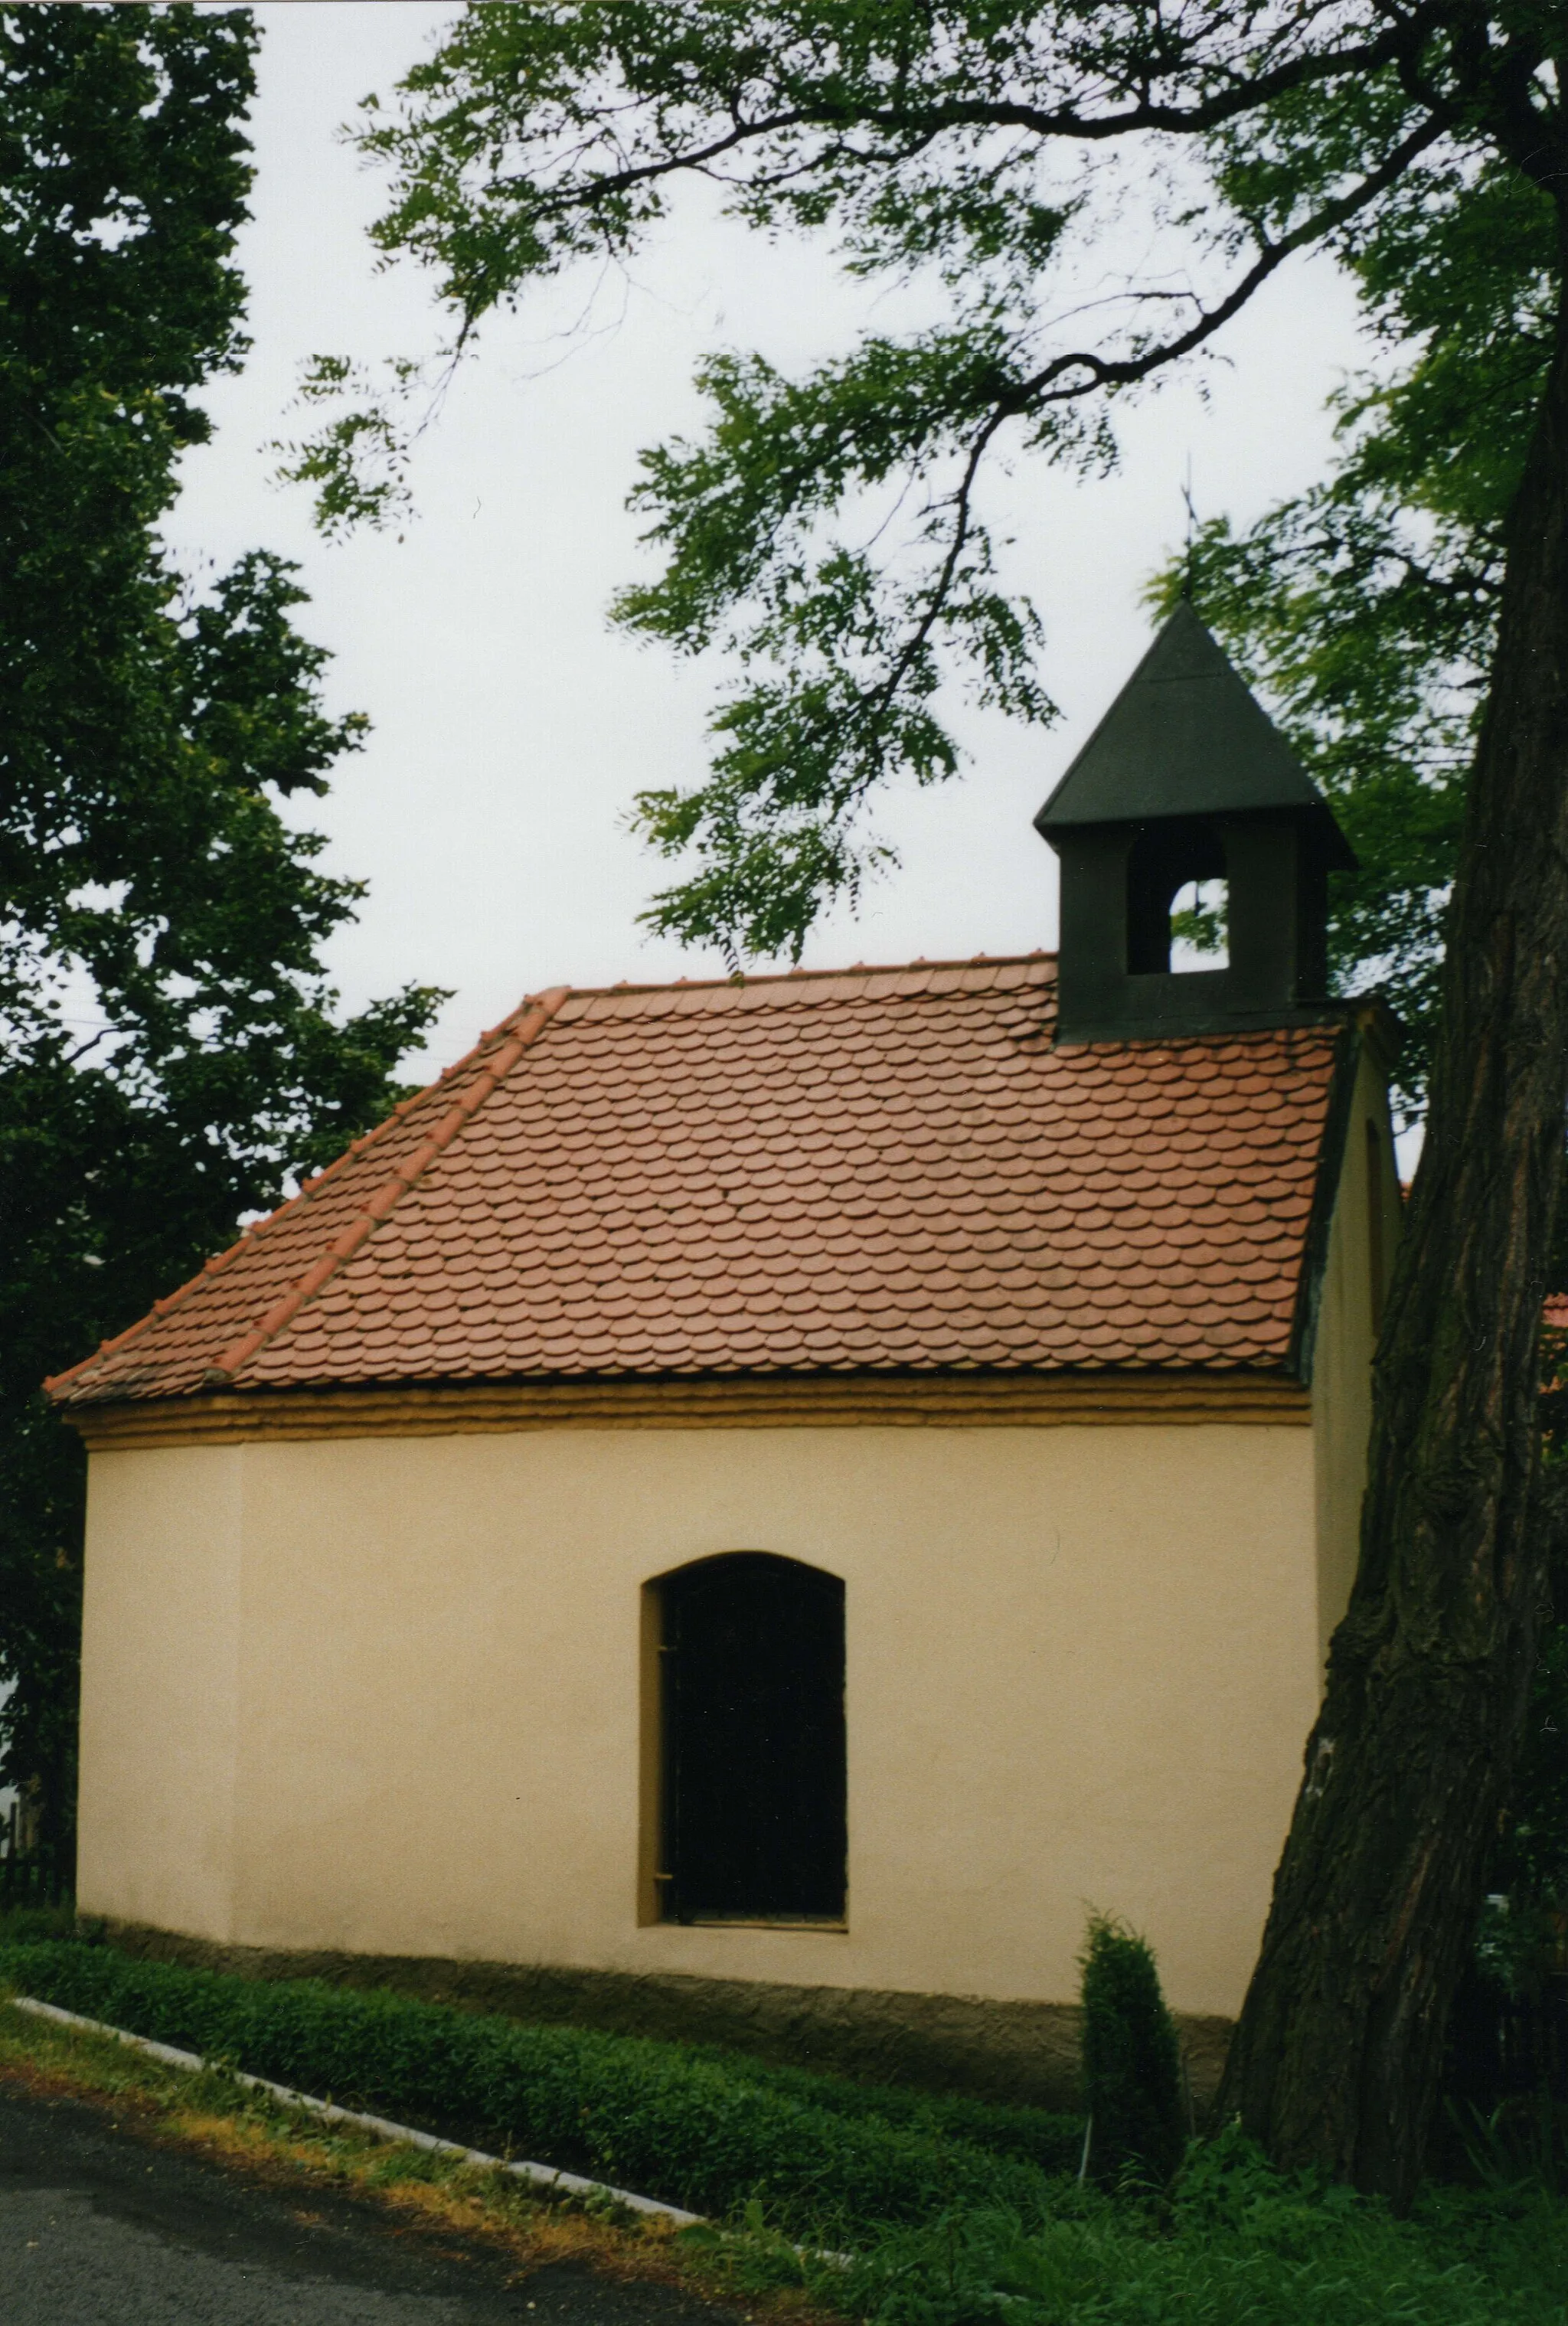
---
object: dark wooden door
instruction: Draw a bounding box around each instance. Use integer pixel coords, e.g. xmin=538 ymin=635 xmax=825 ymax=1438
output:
xmin=663 ymin=1553 xmax=846 ymax=1922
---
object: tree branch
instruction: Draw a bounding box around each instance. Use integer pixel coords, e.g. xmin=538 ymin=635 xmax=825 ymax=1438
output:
xmin=466 ymin=10 xmax=1446 ymax=247
xmin=833 ymin=100 xmax=1455 ymax=781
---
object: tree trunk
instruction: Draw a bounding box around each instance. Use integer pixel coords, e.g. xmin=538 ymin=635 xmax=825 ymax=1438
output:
xmin=1218 ymin=246 xmax=1568 ymax=2207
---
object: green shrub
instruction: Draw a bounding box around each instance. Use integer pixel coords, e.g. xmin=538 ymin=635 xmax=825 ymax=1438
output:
xmin=683 ymin=2044 xmax=1083 ymax=2176
xmin=1078 ymin=1913 xmax=1184 ymax=2188
xmin=0 ymin=1903 xmax=76 ymax=1947
xmin=11 ymin=1939 xmax=1568 ymax=2319
xmin=0 ymin=1941 xmax=1058 ymax=2238
xmin=822 ymin=2133 xmax=1568 ymax=2326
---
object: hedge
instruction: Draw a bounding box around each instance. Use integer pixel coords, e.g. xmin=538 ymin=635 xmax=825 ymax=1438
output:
xmin=681 ymin=2044 xmax=1083 ymax=2176
xmin=0 ymin=1942 xmax=1068 ymax=2236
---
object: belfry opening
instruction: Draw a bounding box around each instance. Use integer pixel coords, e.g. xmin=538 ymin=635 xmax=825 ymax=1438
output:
xmin=1035 ymin=601 xmax=1355 ymax=1041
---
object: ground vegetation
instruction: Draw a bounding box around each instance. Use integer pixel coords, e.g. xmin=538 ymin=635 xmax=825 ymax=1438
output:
xmin=5 ymin=1958 xmax=1568 ymax=2326
xmin=0 ymin=1940 xmax=1079 ymax=2236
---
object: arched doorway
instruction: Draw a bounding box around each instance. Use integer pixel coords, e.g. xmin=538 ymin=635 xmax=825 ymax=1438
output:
xmin=656 ymin=1553 xmax=846 ymax=1924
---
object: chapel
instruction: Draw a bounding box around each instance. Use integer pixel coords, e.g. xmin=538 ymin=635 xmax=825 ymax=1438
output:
xmin=49 ymin=604 xmax=1402 ymax=2103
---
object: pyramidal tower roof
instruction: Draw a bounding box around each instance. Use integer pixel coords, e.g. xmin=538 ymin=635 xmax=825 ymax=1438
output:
xmin=1035 ymin=599 xmax=1351 ymax=859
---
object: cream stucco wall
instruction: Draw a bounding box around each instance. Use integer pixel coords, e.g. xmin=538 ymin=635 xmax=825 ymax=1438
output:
xmin=79 ymin=1419 xmax=1323 ymax=2020
xmin=1310 ymin=1040 xmax=1403 ymax=1664
xmin=78 ymin=1445 xmax=246 ymax=1939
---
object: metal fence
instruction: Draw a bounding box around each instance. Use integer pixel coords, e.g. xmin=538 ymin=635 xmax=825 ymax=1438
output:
xmin=0 ymin=1793 xmax=71 ymax=1909
xmin=1446 ymin=1968 xmax=1568 ymax=2109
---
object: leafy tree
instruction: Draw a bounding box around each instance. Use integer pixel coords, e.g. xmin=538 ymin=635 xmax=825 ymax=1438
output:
xmin=1148 ymin=139 xmax=1553 ymax=1106
xmin=0 ymin=8 xmax=443 ymax=1872
xmin=292 ymin=3 xmax=1568 ymax=2203
xmin=293 ymin=3 xmax=1484 ymax=975
xmin=1169 ymin=125 xmax=1568 ymax=2083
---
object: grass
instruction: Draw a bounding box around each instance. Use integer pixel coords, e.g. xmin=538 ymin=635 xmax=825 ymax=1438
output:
xmin=675 ymin=2044 xmax=1083 ymax=2177
xmin=818 ymin=2134 xmax=1568 ymax=2326
xmin=0 ymin=1909 xmax=1082 ymax=2176
xmin=0 ymin=1938 xmax=1073 ymax=2239
xmin=7 ymin=1932 xmax=1568 ymax=2324
xmin=0 ymin=1902 xmax=76 ymax=1945
xmin=0 ymin=1993 xmax=831 ymax=2322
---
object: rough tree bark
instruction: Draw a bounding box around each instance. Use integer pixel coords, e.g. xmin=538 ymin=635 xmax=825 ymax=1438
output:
xmin=1219 ymin=207 xmax=1568 ymax=2207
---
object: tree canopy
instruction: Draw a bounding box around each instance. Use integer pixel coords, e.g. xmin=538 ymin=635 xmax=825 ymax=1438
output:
xmin=291 ymin=2 xmax=1537 ymax=1054
xmin=0 ymin=5 xmax=443 ymax=1862
xmin=1163 ymin=124 xmax=1552 ymax=1099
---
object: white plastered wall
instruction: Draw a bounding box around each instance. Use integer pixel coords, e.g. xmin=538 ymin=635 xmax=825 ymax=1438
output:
xmin=1310 ymin=1038 xmax=1404 ymax=1664
xmin=78 ymin=1418 xmax=1321 ymax=2019
xmin=77 ymin=1444 xmax=245 ymax=1940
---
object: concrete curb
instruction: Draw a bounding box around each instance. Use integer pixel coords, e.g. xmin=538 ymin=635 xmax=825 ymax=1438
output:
xmin=8 ymin=1994 xmax=705 ymax=2229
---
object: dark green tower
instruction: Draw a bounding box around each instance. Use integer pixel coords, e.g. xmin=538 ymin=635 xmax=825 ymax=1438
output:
xmin=1034 ymin=601 xmax=1355 ymax=1042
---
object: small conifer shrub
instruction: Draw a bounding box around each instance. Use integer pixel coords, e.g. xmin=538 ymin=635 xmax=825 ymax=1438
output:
xmin=1079 ymin=1911 xmax=1185 ymax=2187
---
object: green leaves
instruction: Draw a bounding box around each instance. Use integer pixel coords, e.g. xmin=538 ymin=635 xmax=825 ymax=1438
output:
xmin=271 ymin=355 xmax=426 ymax=540
xmin=300 ymin=2 xmax=1475 ymax=959
xmin=2 ymin=1942 xmax=1063 ymax=2237
xmin=630 ymin=535 xmax=1043 ymax=958
xmin=604 ymin=322 xmax=1053 ymax=955
xmin=1078 ymin=1914 xmax=1185 ymax=2191
xmin=0 ymin=7 xmax=443 ymax=1846
xmin=1147 ymin=133 xmax=1555 ymax=1106
xmin=296 ymin=2 xmax=1560 ymax=1002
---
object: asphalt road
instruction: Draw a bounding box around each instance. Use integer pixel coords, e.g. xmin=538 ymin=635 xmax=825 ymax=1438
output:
xmin=0 ymin=2077 xmax=740 ymax=2325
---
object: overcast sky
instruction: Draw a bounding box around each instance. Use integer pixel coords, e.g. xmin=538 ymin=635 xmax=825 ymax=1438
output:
xmin=171 ymin=3 xmax=1374 ymax=1080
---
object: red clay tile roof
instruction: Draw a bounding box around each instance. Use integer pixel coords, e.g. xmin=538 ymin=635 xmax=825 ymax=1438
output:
xmin=47 ymin=956 xmax=1351 ymax=1407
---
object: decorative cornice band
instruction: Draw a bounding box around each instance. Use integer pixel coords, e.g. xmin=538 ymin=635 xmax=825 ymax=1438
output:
xmin=68 ymin=1371 xmax=1312 ymax=1449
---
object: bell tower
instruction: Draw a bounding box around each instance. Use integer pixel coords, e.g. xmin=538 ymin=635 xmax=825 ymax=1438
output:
xmin=1035 ymin=601 xmax=1356 ymax=1043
